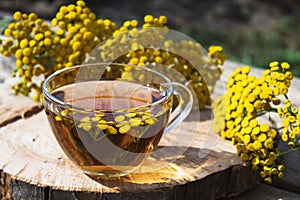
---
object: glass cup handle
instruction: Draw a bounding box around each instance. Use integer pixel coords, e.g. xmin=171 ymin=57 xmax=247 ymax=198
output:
xmin=164 ymin=82 xmax=193 ymax=134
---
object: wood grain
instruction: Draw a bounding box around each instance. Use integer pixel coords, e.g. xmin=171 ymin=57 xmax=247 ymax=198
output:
xmin=0 ymin=82 xmax=43 ymax=127
xmin=220 ymin=183 xmax=300 ymax=200
xmin=0 ymin=110 xmax=259 ymax=199
xmin=7 ymin=60 xmax=300 ymax=199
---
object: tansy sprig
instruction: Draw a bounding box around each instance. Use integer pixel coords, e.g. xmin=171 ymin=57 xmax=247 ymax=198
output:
xmin=97 ymin=17 xmax=226 ymax=109
xmin=0 ymin=0 xmax=226 ymax=110
xmin=0 ymin=0 xmax=116 ymax=101
xmin=213 ymin=61 xmax=300 ymax=184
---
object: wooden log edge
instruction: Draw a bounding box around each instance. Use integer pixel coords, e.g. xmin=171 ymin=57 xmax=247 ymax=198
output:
xmin=0 ymin=170 xmax=11 ymax=200
xmin=0 ymin=61 xmax=272 ymax=199
xmin=0 ymin=99 xmax=261 ymax=199
xmin=1 ymin=166 xmax=259 ymax=200
xmin=0 ymin=95 xmax=43 ymax=127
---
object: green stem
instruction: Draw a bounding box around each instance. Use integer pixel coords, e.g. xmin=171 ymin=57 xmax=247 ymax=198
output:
xmin=89 ymin=128 xmax=107 ymax=141
xmin=278 ymin=146 xmax=300 ymax=157
xmin=268 ymin=108 xmax=279 ymax=113
xmin=136 ymin=125 xmax=151 ymax=143
xmin=277 ymin=126 xmax=285 ymax=131
xmin=94 ymin=132 xmax=107 ymax=141
xmin=256 ymin=109 xmax=277 ymax=117
xmin=284 ymin=94 xmax=289 ymax=100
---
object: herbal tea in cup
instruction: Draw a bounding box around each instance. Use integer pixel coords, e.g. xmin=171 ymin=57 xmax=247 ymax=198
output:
xmin=43 ymin=63 xmax=192 ymax=178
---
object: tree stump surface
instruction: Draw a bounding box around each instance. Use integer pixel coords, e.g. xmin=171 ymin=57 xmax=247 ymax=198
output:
xmin=1 ymin=60 xmax=300 ymax=199
xmin=0 ymin=59 xmax=261 ymax=199
xmin=0 ymin=95 xmax=260 ymax=199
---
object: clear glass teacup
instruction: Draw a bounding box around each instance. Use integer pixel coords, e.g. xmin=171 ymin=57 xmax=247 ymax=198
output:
xmin=42 ymin=63 xmax=192 ymax=178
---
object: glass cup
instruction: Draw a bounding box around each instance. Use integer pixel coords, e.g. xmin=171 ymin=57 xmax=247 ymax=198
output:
xmin=42 ymin=63 xmax=192 ymax=178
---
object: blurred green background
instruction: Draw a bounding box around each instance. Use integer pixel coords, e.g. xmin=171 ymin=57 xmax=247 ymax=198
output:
xmin=1 ymin=0 xmax=300 ymax=76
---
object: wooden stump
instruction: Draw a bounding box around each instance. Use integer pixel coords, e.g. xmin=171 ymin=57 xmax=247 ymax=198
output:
xmin=3 ymin=60 xmax=300 ymax=199
xmin=0 ymin=60 xmax=267 ymax=199
xmin=0 ymin=93 xmax=260 ymax=199
xmin=1 ymin=59 xmax=300 ymax=199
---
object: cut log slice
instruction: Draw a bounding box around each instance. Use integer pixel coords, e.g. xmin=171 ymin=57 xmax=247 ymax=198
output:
xmin=0 ymin=60 xmax=265 ymax=199
xmin=0 ymin=110 xmax=259 ymax=199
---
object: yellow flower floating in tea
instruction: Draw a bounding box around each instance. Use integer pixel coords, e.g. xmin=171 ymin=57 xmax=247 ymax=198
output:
xmin=54 ymin=107 xmax=159 ymax=143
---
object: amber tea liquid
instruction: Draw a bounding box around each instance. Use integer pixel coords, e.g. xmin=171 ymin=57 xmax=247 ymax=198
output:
xmin=45 ymin=80 xmax=172 ymax=177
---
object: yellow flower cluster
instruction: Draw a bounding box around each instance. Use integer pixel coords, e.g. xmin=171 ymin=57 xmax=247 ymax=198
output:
xmin=208 ymin=45 xmax=227 ymax=66
xmin=0 ymin=0 xmax=116 ymax=101
xmin=277 ymin=99 xmax=300 ymax=147
xmin=213 ymin=61 xmax=300 ymax=183
xmin=50 ymin=0 xmax=116 ymax=69
xmin=97 ymin=17 xmax=226 ymax=109
xmin=0 ymin=12 xmax=53 ymax=98
xmin=0 ymin=0 xmax=225 ymax=109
